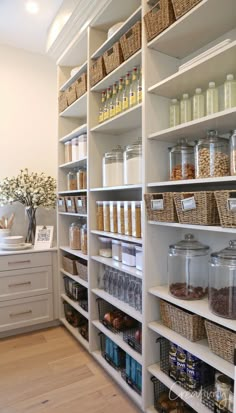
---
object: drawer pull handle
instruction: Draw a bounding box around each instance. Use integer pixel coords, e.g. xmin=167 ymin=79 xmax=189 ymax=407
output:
xmin=8 ymin=260 xmax=31 ymax=265
xmin=9 ymin=281 xmax=31 ymax=287
xmin=10 ymin=310 xmax=32 ymax=317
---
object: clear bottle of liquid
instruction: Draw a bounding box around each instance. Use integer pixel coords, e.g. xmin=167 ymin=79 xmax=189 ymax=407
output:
xmin=127 ymin=278 xmax=135 ymax=308
xmin=112 ymin=271 xmax=119 ymax=298
xmin=104 ymin=87 xmax=111 ymax=121
xmin=110 ymin=83 xmax=117 ymax=118
xmin=224 ymin=74 xmax=236 ymax=109
xmin=134 ymin=280 xmax=142 ymax=312
xmin=122 ymin=72 xmax=131 ymax=112
xmin=118 ymin=273 xmax=124 ymax=301
xmin=103 ymin=266 xmax=109 ymax=292
xmin=193 ymin=88 xmax=205 ymax=120
xmin=116 ymin=77 xmax=123 ymax=115
xmin=129 ymin=67 xmax=138 ymax=107
xmin=98 ymin=91 xmax=106 ymax=123
xmin=206 ymin=81 xmax=219 ymax=115
xmin=169 ymin=98 xmax=180 ymax=127
xmin=108 ymin=269 xmax=113 ymax=295
xmin=137 ymin=66 xmax=142 ymax=104
xmin=180 ymin=93 xmax=192 ymax=123
xmin=124 ymin=274 xmax=130 ymax=303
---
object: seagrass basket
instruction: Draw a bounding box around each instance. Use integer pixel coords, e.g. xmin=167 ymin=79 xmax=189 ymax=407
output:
xmin=205 ymin=320 xmax=236 ymax=364
xmin=171 ymin=0 xmax=202 ymax=19
xmin=144 ymin=192 xmax=178 ymax=222
xmin=90 ymin=56 xmax=106 ymax=87
xmin=214 ymin=190 xmax=236 ymax=228
xmin=66 ymin=82 xmax=77 ymax=106
xmin=144 ymin=0 xmax=175 ymax=42
xmin=75 ymin=72 xmax=87 ymax=99
xmin=120 ymin=21 xmax=142 ymax=61
xmin=103 ymin=41 xmax=123 ymax=74
xmin=58 ymin=92 xmax=68 ymax=113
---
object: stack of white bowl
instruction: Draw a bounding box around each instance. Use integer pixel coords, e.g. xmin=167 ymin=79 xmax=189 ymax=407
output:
xmin=1 ymin=236 xmax=24 ymax=247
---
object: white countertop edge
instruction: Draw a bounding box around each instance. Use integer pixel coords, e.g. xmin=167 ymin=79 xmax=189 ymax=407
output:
xmin=0 ymin=246 xmax=58 ymax=255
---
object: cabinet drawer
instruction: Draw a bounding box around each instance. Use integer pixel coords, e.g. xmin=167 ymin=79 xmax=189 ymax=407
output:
xmin=0 ymin=295 xmax=53 ymax=332
xmin=0 ymin=267 xmax=52 ymax=301
xmin=0 ymin=252 xmax=52 ymax=271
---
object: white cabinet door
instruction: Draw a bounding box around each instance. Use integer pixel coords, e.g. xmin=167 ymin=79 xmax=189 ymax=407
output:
xmin=0 ymin=252 xmax=52 ymax=271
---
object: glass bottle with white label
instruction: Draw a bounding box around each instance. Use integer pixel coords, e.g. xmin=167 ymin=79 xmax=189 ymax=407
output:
xmin=193 ymin=88 xmax=205 ymax=120
xmin=206 ymin=81 xmax=219 ymax=115
xmin=224 ymin=74 xmax=236 ymax=109
xmin=180 ymin=93 xmax=192 ymax=123
xmin=168 ymin=234 xmax=209 ymax=300
xmin=169 ymin=99 xmax=180 ymax=127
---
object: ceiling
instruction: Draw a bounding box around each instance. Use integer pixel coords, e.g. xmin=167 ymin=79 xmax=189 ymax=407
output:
xmin=0 ymin=0 xmax=64 ymax=54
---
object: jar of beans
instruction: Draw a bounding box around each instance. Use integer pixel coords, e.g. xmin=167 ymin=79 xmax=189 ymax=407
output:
xmin=169 ymin=139 xmax=195 ymax=181
xmin=195 ymin=130 xmax=230 ymax=178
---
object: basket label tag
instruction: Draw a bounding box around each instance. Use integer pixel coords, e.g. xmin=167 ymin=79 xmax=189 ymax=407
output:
xmin=151 ymin=199 xmax=164 ymax=210
xmin=228 ymin=198 xmax=236 ymax=211
xmin=58 ymin=200 xmax=63 ymax=206
xmin=67 ymin=200 xmax=72 ymax=207
xmin=181 ymin=196 xmax=196 ymax=211
xmin=77 ymin=200 xmax=82 ymax=207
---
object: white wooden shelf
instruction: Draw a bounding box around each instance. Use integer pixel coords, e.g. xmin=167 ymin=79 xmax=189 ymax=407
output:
xmin=61 ymin=293 xmax=89 ymax=319
xmin=147 ymin=0 xmax=236 ymax=59
xmin=59 ymin=61 xmax=87 ymax=92
xmin=59 ymin=157 xmax=87 ymax=169
xmin=91 ymin=6 xmax=141 ymax=60
xmin=59 ymin=124 xmax=87 ymax=143
xmin=60 ymin=268 xmax=88 ymax=288
xmin=148 ymin=221 xmax=236 ymax=234
xmin=91 ymin=50 xmax=142 ymax=93
xmin=148 ymin=363 xmax=211 ymax=413
xmin=91 ymin=230 xmax=142 ymax=245
xmin=91 ymin=256 xmax=142 ymax=279
xmin=60 ymin=246 xmax=88 ymax=261
xmin=92 ymin=320 xmax=142 ymax=364
xmin=149 ymin=285 xmax=236 ymax=332
xmin=90 ymin=184 xmax=142 ymax=192
xmin=58 ymin=189 xmax=87 ymax=195
xmin=92 ymin=288 xmax=142 ymax=323
xmin=149 ymin=41 xmax=236 ymax=98
xmin=59 ymin=93 xmax=87 ymax=118
xmin=90 ymin=103 xmax=142 ymax=134
xmin=148 ymin=108 xmax=236 ymax=142
xmin=148 ymin=321 xmax=234 ymax=379
xmin=92 ymin=351 xmax=142 ymax=408
xmin=60 ymin=317 xmax=89 ymax=350
xmin=148 ymin=175 xmax=236 ymax=187
xmin=59 ymin=212 xmax=87 ymax=217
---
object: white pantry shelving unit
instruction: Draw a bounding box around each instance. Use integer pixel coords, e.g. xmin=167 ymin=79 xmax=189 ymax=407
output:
xmin=56 ymin=0 xmax=236 ymax=411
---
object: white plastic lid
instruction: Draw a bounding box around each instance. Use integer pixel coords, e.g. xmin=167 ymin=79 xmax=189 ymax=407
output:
xmin=112 ymin=239 xmax=121 ymax=245
xmin=171 ymin=98 xmax=178 ymax=104
xmin=135 ymin=245 xmax=142 ymax=252
xmin=195 ymin=88 xmax=202 ymax=94
xmin=183 ymin=93 xmax=189 ymax=99
xmin=226 ymin=74 xmax=234 ymax=81
xmin=209 ymin=81 xmax=216 ymax=88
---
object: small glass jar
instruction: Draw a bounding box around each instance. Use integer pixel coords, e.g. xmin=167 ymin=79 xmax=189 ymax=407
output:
xmin=102 ymin=146 xmax=124 ymax=187
xmin=215 ymin=374 xmax=232 ymax=411
xmin=99 ymin=237 xmax=112 ymax=257
xmin=124 ymin=138 xmax=142 ymax=185
xmin=230 ymin=130 xmax=236 ymax=176
xmin=109 ymin=201 xmax=117 ymax=233
xmin=69 ymin=222 xmax=81 ymax=250
xmin=209 ymin=240 xmax=236 ymax=319
xmin=117 ymin=201 xmax=125 ymax=235
xmin=79 ymin=134 xmax=87 ymax=159
xmin=169 ymin=139 xmax=195 ymax=181
xmin=195 ymin=130 xmax=230 ymax=178
xmin=80 ymin=224 xmax=87 ymax=255
xmin=112 ymin=240 xmax=122 ymax=261
xmin=64 ymin=141 xmax=72 ymax=163
xmin=168 ymin=234 xmax=209 ymax=300
xmin=71 ymin=137 xmax=79 ymax=162
xmin=67 ymin=171 xmax=77 ymax=190
xmin=103 ymin=201 xmax=110 ymax=232
xmin=96 ymin=201 xmax=104 ymax=231
xmin=169 ymin=99 xmax=180 ymax=128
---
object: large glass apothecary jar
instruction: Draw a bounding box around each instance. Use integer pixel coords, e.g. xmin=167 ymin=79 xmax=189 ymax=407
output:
xmin=168 ymin=234 xmax=209 ymax=300
xmin=195 ymin=130 xmax=230 ymax=178
xmin=102 ymin=146 xmax=124 ymax=187
xmin=124 ymin=138 xmax=142 ymax=185
xmin=169 ymin=139 xmax=195 ymax=181
xmin=69 ymin=222 xmax=81 ymax=250
xmin=209 ymin=241 xmax=236 ymax=319
xmin=230 ymin=130 xmax=236 ymax=176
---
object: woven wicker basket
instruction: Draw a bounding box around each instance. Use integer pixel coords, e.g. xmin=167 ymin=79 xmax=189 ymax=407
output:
xmin=214 ymin=190 xmax=236 ymax=228
xmin=57 ymin=197 xmax=67 ymax=213
xmin=75 ymin=72 xmax=87 ymax=99
xmin=120 ymin=21 xmax=142 ymax=61
xmin=103 ymin=41 xmax=124 ymax=75
xmin=62 ymin=256 xmax=77 ymax=275
xmin=90 ymin=56 xmax=107 ymax=87
xmin=66 ymin=83 xmax=77 ymax=106
xmin=205 ymin=320 xmax=236 ymax=364
xmin=144 ymin=0 xmax=175 ymax=42
xmin=144 ymin=193 xmax=178 ymax=222
xmin=58 ymin=92 xmax=68 ymax=113
xmin=75 ymin=260 xmax=88 ymax=281
xmin=173 ymin=191 xmax=220 ymax=225
xmin=160 ymin=300 xmax=206 ymax=342
xmin=171 ymin=0 xmax=202 ymax=19
xmin=65 ymin=196 xmax=76 ymax=213
xmin=74 ymin=195 xmax=87 ymax=214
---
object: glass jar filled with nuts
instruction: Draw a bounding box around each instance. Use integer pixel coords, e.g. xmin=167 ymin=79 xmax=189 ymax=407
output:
xmin=169 ymin=139 xmax=195 ymax=181
xmin=195 ymin=130 xmax=230 ymax=178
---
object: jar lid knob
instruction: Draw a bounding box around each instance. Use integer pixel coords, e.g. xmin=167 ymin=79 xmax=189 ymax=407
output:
xmin=185 ymin=234 xmax=194 ymax=241
xmin=229 ymin=240 xmax=236 ymax=248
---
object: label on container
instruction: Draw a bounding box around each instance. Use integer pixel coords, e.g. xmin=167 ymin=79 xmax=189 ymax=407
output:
xmin=137 ymin=86 xmax=142 ymax=103
xmin=67 ymin=199 xmax=72 ymax=207
xmin=116 ymin=101 xmax=122 ymax=114
xmin=103 ymin=108 xmax=109 ymax=121
xmin=228 ymin=198 xmax=236 ymax=211
xmin=110 ymin=105 xmax=115 ymax=118
xmin=122 ymin=97 xmax=128 ymax=110
xmin=77 ymin=199 xmax=82 ymax=207
xmin=58 ymin=200 xmax=63 ymax=206
xmin=151 ymin=199 xmax=164 ymax=210
xmin=181 ymin=196 xmax=196 ymax=211
xmin=130 ymin=91 xmax=136 ymax=106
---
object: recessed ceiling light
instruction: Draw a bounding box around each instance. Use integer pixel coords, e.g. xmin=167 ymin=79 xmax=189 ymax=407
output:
xmin=25 ymin=1 xmax=39 ymax=14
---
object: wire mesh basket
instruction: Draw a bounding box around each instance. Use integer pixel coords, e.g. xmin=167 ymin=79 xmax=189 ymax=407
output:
xmin=99 ymin=333 xmax=126 ymax=370
xmin=79 ymin=299 xmax=88 ymax=312
xmin=121 ymin=369 xmax=142 ymax=395
xmin=97 ymin=298 xmax=137 ymax=334
xmin=63 ymin=301 xmax=85 ymax=328
xmin=123 ymin=327 xmax=142 ymax=354
xmin=63 ymin=276 xmax=87 ymax=301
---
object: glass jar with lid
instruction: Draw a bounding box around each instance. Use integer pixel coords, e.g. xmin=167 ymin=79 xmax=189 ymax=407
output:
xmin=80 ymin=224 xmax=87 ymax=255
xmin=67 ymin=170 xmax=77 ymax=190
xmin=102 ymin=146 xmax=124 ymax=187
xmin=124 ymin=138 xmax=142 ymax=185
xmin=71 ymin=137 xmax=79 ymax=162
xmin=69 ymin=222 xmax=81 ymax=250
xmin=168 ymin=234 xmax=209 ymax=300
xmin=169 ymin=139 xmax=195 ymax=181
xmin=230 ymin=130 xmax=236 ymax=176
xmin=79 ymin=134 xmax=87 ymax=159
xmin=209 ymin=240 xmax=236 ymax=319
xmin=195 ymin=130 xmax=230 ymax=178
xmin=64 ymin=141 xmax=72 ymax=163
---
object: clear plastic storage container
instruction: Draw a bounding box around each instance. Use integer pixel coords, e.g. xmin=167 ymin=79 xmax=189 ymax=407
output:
xmin=209 ymin=240 xmax=236 ymax=319
xmin=98 ymin=237 xmax=112 ymax=258
xmin=169 ymin=139 xmax=195 ymax=181
xmin=124 ymin=201 xmax=132 ymax=236
xmin=124 ymin=138 xmax=142 ymax=185
xmin=122 ymin=242 xmax=136 ymax=267
xmin=112 ymin=240 xmax=122 ymax=262
xmin=230 ymin=130 xmax=236 ymax=176
xmin=168 ymin=234 xmax=209 ymax=300
xmin=80 ymin=224 xmax=87 ymax=255
xmin=79 ymin=134 xmax=87 ymax=159
xmin=117 ymin=201 xmax=125 ymax=235
xmin=131 ymin=201 xmax=142 ymax=238
xmin=69 ymin=222 xmax=81 ymax=250
xmin=96 ymin=201 xmax=104 ymax=231
xmin=67 ymin=170 xmax=77 ymax=190
xmin=195 ymin=130 xmax=230 ymax=178
xmin=103 ymin=201 xmax=110 ymax=232
xmin=71 ymin=137 xmax=79 ymax=161
xmin=102 ymin=146 xmax=124 ymax=187
xmin=135 ymin=246 xmax=143 ymax=271
xmin=109 ymin=201 xmax=117 ymax=233
xmin=64 ymin=141 xmax=72 ymax=163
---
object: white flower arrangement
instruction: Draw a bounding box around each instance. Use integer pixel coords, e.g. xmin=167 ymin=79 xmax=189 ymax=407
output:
xmin=0 ymin=169 xmax=56 ymax=209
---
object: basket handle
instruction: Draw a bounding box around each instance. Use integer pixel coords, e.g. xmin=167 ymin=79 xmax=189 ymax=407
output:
xmin=125 ymin=28 xmax=134 ymax=40
xmin=77 ymin=77 xmax=82 ymax=84
xmin=151 ymin=1 xmax=161 ymax=15
xmin=227 ymin=192 xmax=236 ymax=211
xmin=151 ymin=194 xmax=164 ymax=211
xmin=107 ymin=46 xmax=114 ymax=56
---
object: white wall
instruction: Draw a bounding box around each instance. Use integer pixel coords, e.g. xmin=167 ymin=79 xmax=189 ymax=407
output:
xmin=0 ymin=44 xmax=57 ymax=240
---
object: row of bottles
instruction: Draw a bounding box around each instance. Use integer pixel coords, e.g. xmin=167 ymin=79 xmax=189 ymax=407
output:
xmin=98 ymin=66 xmax=142 ymax=123
xmin=170 ymin=74 xmax=236 ymax=127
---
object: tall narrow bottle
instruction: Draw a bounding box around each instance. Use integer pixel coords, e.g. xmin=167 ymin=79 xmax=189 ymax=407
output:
xmin=206 ymin=82 xmax=219 ymax=115
xmin=180 ymin=93 xmax=192 ymax=123
xmin=224 ymin=74 xmax=236 ymax=109
xmin=193 ymin=88 xmax=205 ymax=120
xmin=122 ymin=72 xmax=131 ymax=112
xmin=110 ymin=83 xmax=117 ymax=118
xmin=98 ymin=91 xmax=106 ymax=123
xmin=116 ymin=78 xmax=124 ymax=115
xmin=129 ymin=67 xmax=138 ymax=107
xmin=169 ymin=99 xmax=180 ymax=127
xmin=137 ymin=66 xmax=142 ymax=104
xmin=104 ymin=87 xmax=111 ymax=121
